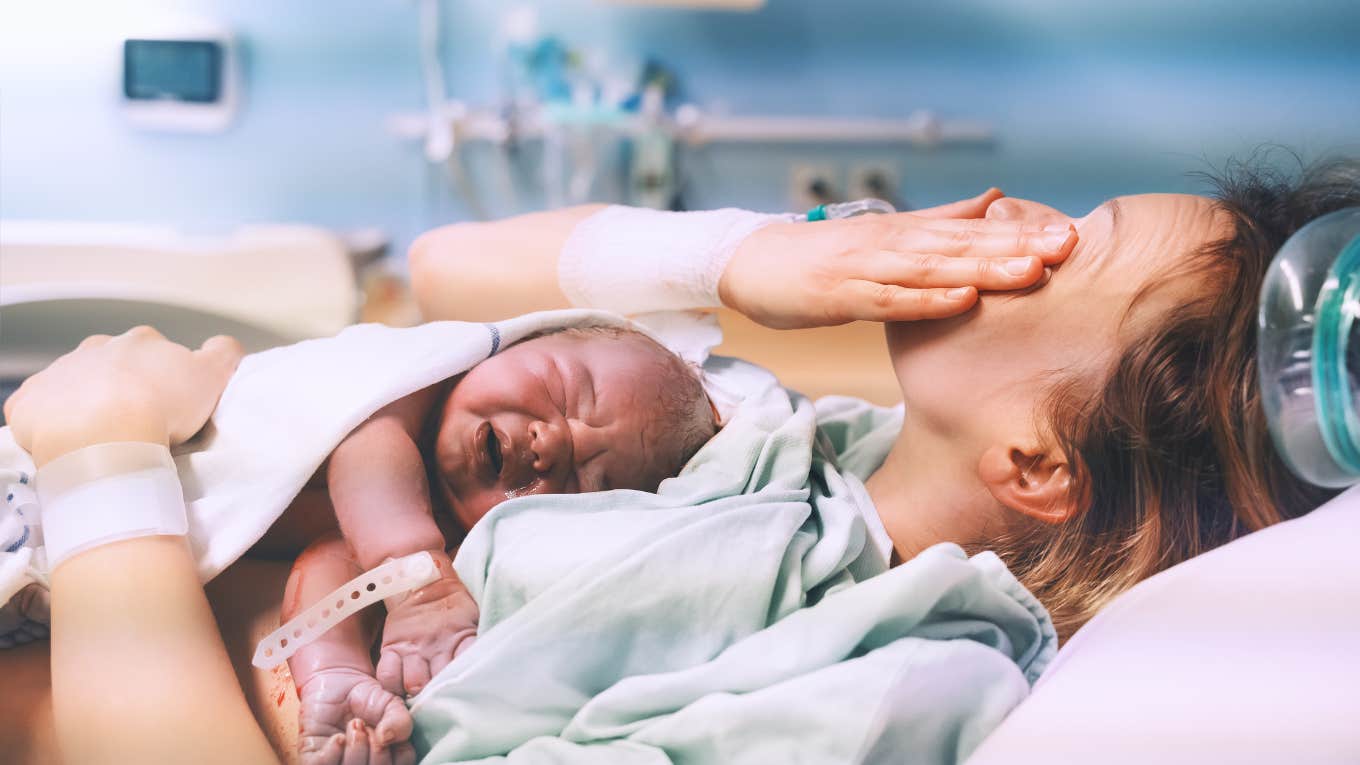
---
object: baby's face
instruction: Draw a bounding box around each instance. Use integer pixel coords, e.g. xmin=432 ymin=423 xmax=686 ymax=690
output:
xmin=432 ymin=331 xmax=681 ymax=530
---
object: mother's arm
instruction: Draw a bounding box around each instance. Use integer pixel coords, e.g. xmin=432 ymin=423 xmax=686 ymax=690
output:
xmin=409 ymin=205 xmax=605 ymax=321
xmin=5 ymin=328 xmax=281 ymax=764
xmin=408 ymin=192 xmax=1076 ymax=328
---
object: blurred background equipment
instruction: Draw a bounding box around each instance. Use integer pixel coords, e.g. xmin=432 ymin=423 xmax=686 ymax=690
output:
xmin=2 ymin=0 xmax=1358 ymax=404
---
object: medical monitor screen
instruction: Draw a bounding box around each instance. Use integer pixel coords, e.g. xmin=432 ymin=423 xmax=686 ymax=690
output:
xmin=123 ymin=40 xmax=221 ymax=103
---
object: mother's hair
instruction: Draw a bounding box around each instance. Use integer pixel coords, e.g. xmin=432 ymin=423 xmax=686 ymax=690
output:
xmin=990 ymin=153 xmax=1360 ymax=639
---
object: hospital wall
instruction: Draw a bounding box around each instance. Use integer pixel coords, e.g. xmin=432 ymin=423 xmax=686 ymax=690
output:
xmin=2 ymin=0 xmax=1358 ymax=263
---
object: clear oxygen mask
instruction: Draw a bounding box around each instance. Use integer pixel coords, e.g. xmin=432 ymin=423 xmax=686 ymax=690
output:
xmin=1259 ymin=207 xmax=1360 ymax=486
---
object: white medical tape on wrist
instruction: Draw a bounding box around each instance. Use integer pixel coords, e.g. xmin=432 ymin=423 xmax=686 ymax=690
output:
xmin=558 ymin=205 xmax=797 ymax=314
xmin=252 ymin=551 xmax=441 ymax=669
xmin=36 ymin=442 xmax=187 ymax=570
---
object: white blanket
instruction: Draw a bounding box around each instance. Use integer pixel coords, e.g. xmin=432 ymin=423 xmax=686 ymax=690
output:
xmin=0 ymin=309 xmax=720 ymax=642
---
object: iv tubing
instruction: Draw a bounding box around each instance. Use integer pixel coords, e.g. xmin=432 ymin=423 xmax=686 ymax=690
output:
xmin=803 ymin=198 xmax=897 ymax=222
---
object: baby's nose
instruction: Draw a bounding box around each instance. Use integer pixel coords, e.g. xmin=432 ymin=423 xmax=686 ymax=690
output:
xmin=528 ymin=420 xmax=569 ymax=474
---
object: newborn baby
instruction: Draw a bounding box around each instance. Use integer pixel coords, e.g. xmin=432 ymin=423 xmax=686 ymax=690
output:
xmin=281 ymin=326 xmax=717 ymax=765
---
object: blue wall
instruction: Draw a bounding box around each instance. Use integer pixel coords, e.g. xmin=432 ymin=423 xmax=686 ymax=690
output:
xmin=2 ymin=0 xmax=1358 ymax=262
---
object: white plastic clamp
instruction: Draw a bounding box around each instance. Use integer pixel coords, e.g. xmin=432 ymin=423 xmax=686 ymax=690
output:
xmin=252 ymin=551 xmax=441 ymax=669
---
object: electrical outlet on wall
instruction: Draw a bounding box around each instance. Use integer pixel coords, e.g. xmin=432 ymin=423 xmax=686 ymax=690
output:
xmin=848 ymin=159 xmax=902 ymax=207
xmin=788 ymin=163 xmax=841 ymax=211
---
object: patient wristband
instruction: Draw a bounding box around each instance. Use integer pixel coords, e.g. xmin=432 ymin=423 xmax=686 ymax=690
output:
xmin=558 ymin=205 xmax=797 ymax=314
xmin=252 ymin=551 xmax=441 ymax=669
xmin=36 ymin=442 xmax=188 ymax=570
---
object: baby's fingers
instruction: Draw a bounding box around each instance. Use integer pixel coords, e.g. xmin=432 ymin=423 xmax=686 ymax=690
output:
xmin=373 ymin=698 xmax=414 ymax=749
xmin=403 ymin=654 xmax=432 ymax=696
xmin=342 ymin=720 xmax=372 ymax=765
xmin=300 ymin=732 xmax=346 ymax=765
xmin=428 ymin=646 xmax=458 ymax=683
xmin=392 ymin=742 xmax=417 ymax=765
xmin=375 ymin=650 xmax=404 ymax=696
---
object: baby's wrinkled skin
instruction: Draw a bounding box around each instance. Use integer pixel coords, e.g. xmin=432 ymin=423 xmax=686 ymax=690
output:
xmin=282 ymin=330 xmax=698 ymax=765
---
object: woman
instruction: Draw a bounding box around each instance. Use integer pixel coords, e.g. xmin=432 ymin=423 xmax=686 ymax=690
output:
xmin=410 ymin=158 xmax=1359 ymax=638
xmin=4 ymin=158 xmax=1355 ymax=763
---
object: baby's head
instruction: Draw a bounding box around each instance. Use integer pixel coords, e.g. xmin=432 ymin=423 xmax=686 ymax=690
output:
xmin=428 ymin=325 xmax=717 ymax=530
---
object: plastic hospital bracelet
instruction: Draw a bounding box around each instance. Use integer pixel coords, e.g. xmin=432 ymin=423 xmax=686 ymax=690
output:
xmin=36 ymin=442 xmax=188 ymax=570
xmin=252 ymin=551 xmax=441 ymax=669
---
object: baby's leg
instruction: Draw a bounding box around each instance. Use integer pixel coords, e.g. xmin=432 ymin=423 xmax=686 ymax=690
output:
xmin=283 ymin=534 xmax=415 ymax=765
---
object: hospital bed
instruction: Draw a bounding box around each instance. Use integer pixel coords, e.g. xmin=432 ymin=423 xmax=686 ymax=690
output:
xmin=0 ymin=221 xmax=362 ymax=423
xmin=968 ymin=482 xmax=1360 ymax=763
xmin=3 ymin=223 xmax=1355 ymax=762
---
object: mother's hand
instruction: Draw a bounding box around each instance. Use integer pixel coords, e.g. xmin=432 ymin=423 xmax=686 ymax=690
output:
xmin=718 ymin=189 xmax=1078 ymax=329
xmin=4 ymin=326 xmax=243 ymax=466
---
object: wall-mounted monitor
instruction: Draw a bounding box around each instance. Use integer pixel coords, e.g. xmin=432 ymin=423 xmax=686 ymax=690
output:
xmin=120 ymin=23 xmax=239 ymax=133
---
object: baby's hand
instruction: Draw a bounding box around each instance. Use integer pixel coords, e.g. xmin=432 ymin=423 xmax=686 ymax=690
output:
xmin=376 ymin=558 xmax=479 ymax=697
xmin=298 ymin=667 xmax=415 ymax=765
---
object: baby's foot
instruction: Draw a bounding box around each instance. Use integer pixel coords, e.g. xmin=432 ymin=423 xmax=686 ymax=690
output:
xmin=297 ymin=666 xmax=414 ymax=765
xmin=375 ymin=570 xmax=479 ymax=697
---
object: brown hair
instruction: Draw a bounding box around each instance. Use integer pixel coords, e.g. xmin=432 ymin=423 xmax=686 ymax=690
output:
xmin=988 ymin=154 xmax=1360 ymax=640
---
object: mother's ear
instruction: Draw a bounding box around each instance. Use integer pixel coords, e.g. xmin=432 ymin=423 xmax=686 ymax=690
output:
xmin=977 ymin=444 xmax=1080 ymax=524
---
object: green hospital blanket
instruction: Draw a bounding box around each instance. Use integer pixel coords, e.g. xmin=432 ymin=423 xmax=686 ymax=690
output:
xmin=410 ymin=358 xmax=1056 ymax=764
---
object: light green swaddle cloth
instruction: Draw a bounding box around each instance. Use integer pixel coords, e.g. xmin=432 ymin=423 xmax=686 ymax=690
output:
xmin=411 ymin=358 xmax=1056 ymax=764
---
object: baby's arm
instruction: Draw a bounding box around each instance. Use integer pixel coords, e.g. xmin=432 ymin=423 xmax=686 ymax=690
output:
xmin=327 ymin=384 xmax=446 ymax=569
xmin=327 ymin=384 xmax=479 ymax=696
xmin=284 ymin=535 xmax=415 ymax=765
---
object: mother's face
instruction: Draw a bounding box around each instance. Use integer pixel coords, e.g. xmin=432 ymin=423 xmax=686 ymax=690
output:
xmin=887 ymin=193 xmax=1231 ymax=454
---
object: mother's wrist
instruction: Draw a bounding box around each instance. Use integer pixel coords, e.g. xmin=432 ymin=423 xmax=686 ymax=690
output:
xmin=30 ymin=410 xmax=168 ymax=468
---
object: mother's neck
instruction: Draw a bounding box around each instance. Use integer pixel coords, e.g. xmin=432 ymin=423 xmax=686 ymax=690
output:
xmin=865 ymin=393 xmax=1000 ymax=567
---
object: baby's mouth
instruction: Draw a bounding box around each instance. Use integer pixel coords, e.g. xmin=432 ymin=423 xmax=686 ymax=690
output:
xmin=474 ymin=421 xmax=506 ymax=481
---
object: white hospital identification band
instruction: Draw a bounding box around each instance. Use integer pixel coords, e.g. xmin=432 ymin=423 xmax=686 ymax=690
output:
xmin=558 ymin=205 xmax=797 ymax=315
xmin=252 ymin=551 xmax=441 ymax=669
xmin=36 ymin=442 xmax=187 ymax=570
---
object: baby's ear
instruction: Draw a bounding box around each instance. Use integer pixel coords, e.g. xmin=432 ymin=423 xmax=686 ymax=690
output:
xmin=705 ymin=394 xmax=725 ymax=428
xmin=977 ymin=443 xmax=1080 ymax=525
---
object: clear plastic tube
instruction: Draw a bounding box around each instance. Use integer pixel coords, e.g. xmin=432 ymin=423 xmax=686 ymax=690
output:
xmin=801 ymin=198 xmax=896 ymax=222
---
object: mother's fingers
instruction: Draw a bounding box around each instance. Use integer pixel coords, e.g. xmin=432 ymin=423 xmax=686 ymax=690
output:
xmin=76 ymin=334 xmax=113 ymax=350
xmin=195 ymin=334 xmax=245 ymax=383
xmin=887 ymin=224 xmax=1076 ymax=264
xmin=830 ymin=281 xmax=977 ymax=323
xmin=910 ymin=187 xmax=1005 ymax=219
xmin=854 ymin=252 xmax=1044 ymax=290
